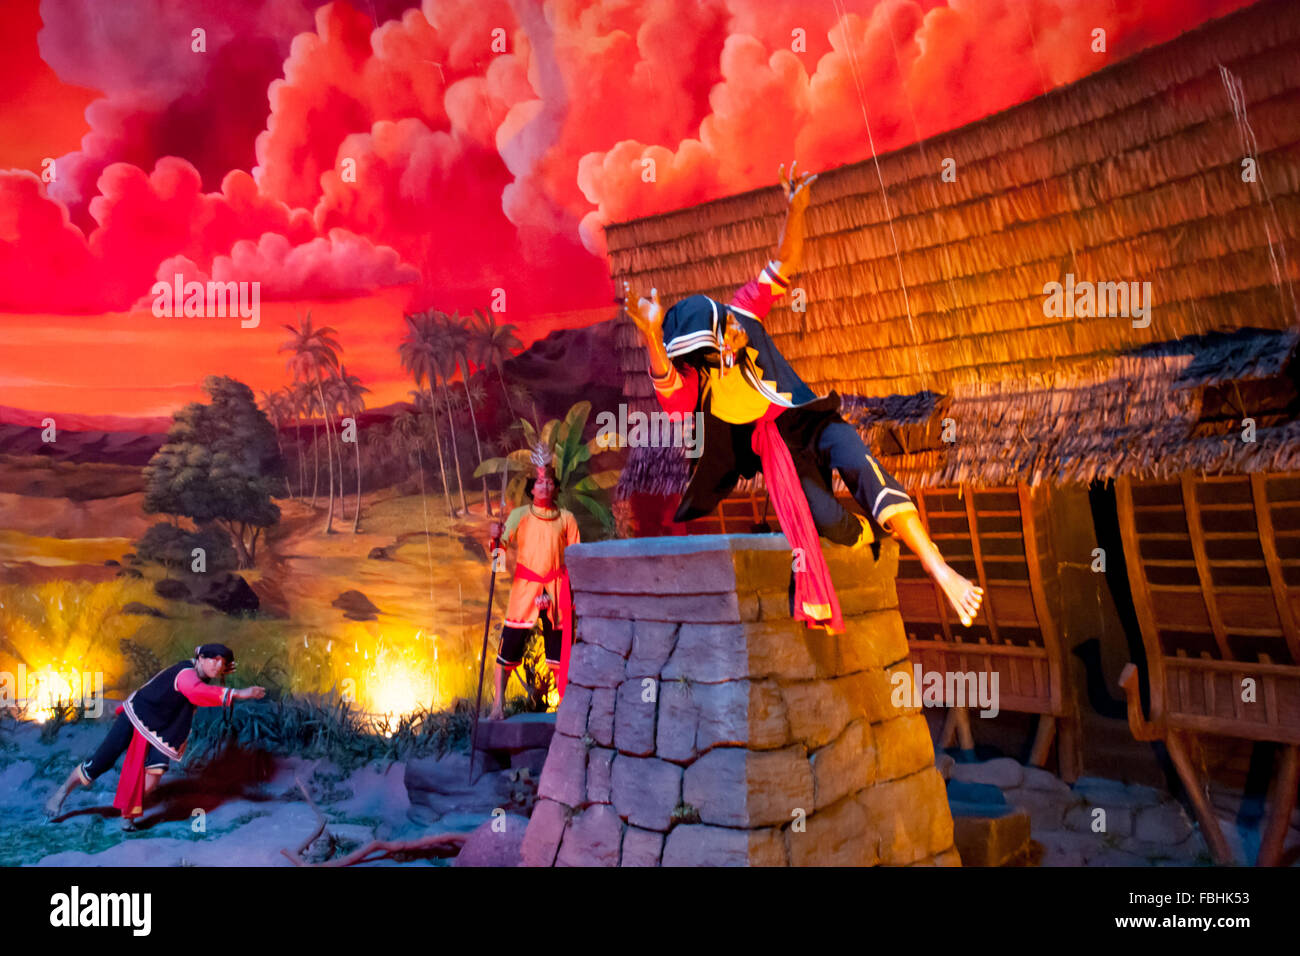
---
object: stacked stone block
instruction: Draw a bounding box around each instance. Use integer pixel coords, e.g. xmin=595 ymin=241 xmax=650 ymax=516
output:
xmin=521 ymin=533 xmax=958 ymax=866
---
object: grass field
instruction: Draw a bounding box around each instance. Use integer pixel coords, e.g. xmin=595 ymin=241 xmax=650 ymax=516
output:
xmin=1 ymin=485 xmax=532 ymax=718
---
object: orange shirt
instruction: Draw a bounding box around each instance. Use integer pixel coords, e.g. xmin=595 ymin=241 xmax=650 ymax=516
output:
xmin=503 ymin=504 xmax=580 ymax=628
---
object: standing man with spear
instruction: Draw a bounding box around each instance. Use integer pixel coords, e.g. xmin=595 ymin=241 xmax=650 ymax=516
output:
xmin=479 ymin=443 xmax=580 ymax=722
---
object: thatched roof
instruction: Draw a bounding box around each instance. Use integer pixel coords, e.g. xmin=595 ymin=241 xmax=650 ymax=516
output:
xmin=870 ymin=328 xmax=1300 ymax=489
xmin=610 ymin=0 xmax=1300 ymax=494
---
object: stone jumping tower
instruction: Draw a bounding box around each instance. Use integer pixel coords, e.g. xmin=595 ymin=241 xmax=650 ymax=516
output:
xmin=520 ymin=533 xmax=958 ymax=866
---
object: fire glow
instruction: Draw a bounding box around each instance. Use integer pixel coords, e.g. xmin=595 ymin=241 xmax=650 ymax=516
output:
xmin=0 ymin=665 xmax=102 ymax=723
xmin=356 ymin=634 xmax=439 ymax=736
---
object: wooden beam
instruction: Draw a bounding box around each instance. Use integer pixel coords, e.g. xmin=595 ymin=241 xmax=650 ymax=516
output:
xmin=1257 ymin=745 xmax=1300 ymax=867
xmin=962 ymin=484 xmax=999 ymax=642
xmin=940 ymin=706 xmax=959 ymax=749
xmin=1180 ymin=471 xmax=1234 ymax=660
xmin=1116 ymin=477 xmax=1168 ymax=727
xmin=1028 ymin=715 xmax=1056 ymax=767
xmin=1058 ymin=717 xmax=1081 ymax=784
xmin=953 ymin=706 xmax=975 ymax=751
xmin=1250 ymin=472 xmax=1300 ymax=664
xmin=1119 ymin=663 xmax=1163 ymax=741
xmin=1018 ymin=482 xmax=1063 ymax=715
xmin=1164 ymin=730 xmax=1235 ymax=865
xmin=916 ymin=490 xmax=953 ymax=641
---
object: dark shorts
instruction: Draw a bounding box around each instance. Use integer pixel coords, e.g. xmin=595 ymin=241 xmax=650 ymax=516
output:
xmin=497 ymin=609 xmax=561 ymax=669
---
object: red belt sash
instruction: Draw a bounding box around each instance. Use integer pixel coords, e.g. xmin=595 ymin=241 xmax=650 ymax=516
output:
xmin=751 ymin=413 xmax=844 ymax=634
xmin=514 ymin=563 xmax=575 ymax=697
xmin=111 ymin=703 xmax=148 ymax=819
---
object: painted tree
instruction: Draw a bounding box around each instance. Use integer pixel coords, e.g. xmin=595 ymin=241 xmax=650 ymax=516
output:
xmin=258 ymin=389 xmax=293 ymax=498
xmin=143 ymin=376 xmax=284 ymax=568
xmin=285 ymin=382 xmax=308 ymax=499
xmin=429 ymin=311 xmax=469 ymax=515
xmin=334 ymin=364 xmax=370 ymax=533
xmin=446 ymin=311 xmax=491 ymax=513
xmin=325 ymin=372 xmax=349 ymax=522
xmin=399 ymin=312 xmax=455 ymax=517
xmin=280 ymin=313 xmax=342 ymax=533
xmin=469 ymin=308 xmax=523 ymax=422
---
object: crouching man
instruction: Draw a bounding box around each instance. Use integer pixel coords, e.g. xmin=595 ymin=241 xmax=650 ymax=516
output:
xmin=45 ymin=643 xmax=265 ymax=830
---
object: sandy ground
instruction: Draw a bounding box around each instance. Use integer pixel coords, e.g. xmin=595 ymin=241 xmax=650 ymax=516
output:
xmin=0 ymin=715 xmax=510 ymax=867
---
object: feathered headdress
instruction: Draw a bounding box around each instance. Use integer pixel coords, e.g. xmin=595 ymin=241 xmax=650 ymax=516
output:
xmin=524 ymin=441 xmax=554 ymax=501
xmin=529 ymin=441 xmax=553 ymax=474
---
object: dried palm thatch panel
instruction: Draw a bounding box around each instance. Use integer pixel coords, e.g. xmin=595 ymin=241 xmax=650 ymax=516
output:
xmin=606 ymin=0 xmax=1300 ymax=434
xmin=927 ymin=328 xmax=1300 ymax=489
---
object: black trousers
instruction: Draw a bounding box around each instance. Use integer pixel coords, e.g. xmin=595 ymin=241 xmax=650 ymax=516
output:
xmin=793 ymin=418 xmax=916 ymax=548
xmin=80 ymin=713 xmax=168 ymax=782
xmin=497 ymin=609 xmax=561 ymax=668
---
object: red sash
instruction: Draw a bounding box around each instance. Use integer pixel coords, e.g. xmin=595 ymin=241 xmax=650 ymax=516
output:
xmin=112 ymin=704 xmax=148 ymax=819
xmin=515 ymin=563 xmax=574 ymax=697
xmin=751 ymin=415 xmax=844 ymax=633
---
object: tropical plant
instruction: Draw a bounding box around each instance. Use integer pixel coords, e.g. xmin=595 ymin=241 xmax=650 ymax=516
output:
xmin=473 ymin=400 xmax=618 ymax=533
xmin=280 ymin=313 xmax=342 ymax=533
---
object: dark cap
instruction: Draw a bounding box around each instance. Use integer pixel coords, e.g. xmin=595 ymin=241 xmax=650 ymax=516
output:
xmin=194 ymin=643 xmax=237 ymax=673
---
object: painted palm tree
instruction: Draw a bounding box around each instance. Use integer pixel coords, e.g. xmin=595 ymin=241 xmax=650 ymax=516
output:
xmin=506 ymin=380 xmax=542 ymax=435
xmin=469 ymin=308 xmax=523 ymax=422
xmin=446 ymin=311 xmax=491 ymax=513
xmin=429 ymin=311 xmax=470 ymax=516
xmin=324 ymin=372 xmax=349 ymax=522
xmin=259 ymin=389 xmax=293 ymax=498
xmin=283 ymin=383 xmax=307 ymax=499
xmin=334 ymin=364 xmax=370 ymax=532
xmin=394 ymin=403 xmax=426 ymax=489
xmin=280 ymin=312 xmax=342 ymax=533
xmin=399 ymin=312 xmax=455 ymax=517
xmin=296 ymin=379 xmax=322 ymax=506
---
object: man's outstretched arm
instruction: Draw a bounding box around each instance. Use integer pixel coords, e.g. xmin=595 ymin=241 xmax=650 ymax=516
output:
xmin=772 ymin=161 xmax=817 ymax=280
xmin=731 ymin=162 xmax=818 ymax=319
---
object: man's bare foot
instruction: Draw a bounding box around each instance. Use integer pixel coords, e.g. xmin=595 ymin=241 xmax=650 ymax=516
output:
xmin=487 ymin=707 xmax=505 ymax=721
xmin=44 ymin=769 xmax=84 ymax=821
xmin=933 ymin=563 xmax=984 ymax=627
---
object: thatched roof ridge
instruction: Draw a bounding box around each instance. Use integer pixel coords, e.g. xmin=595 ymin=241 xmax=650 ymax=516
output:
xmin=873 ymin=327 xmax=1299 ymax=488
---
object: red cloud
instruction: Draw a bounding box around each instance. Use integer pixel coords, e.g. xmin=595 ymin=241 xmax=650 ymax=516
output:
xmin=148 ymin=228 xmax=418 ymax=302
xmin=4 ymin=0 xmax=1258 ymax=320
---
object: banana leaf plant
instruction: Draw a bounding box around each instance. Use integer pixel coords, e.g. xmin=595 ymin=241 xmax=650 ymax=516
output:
xmin=474 ymin=400 xmax=619 ymax=535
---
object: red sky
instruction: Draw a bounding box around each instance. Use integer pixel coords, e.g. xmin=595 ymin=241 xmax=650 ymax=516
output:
xmin=0 ymin=0 xmax=1256 ymax=423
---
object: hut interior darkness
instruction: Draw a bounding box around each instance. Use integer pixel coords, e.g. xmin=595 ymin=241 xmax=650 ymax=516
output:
xmin=606 ymin=0 xmax=1300 ymax=863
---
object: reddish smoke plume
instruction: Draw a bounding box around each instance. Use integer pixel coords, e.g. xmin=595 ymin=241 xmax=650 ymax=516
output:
xmin=1 ymin=0 xmax=1255 ymax=318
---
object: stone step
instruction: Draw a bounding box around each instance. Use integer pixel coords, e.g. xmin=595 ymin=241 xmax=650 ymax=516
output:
xmin=950 ymin=805 xmax=1032 ymax=866
xmin=475 ymin=713 xmax=557 ymax=753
